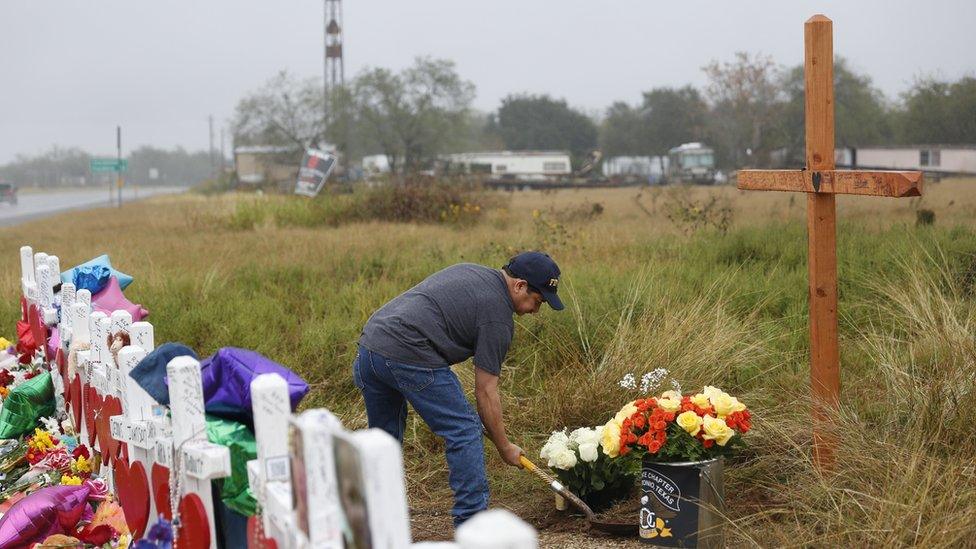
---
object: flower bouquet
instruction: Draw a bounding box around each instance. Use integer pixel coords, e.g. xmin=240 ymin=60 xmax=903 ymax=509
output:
xmin=601 ymin=385 xmax=752 ymax=545
xmin=601 ymin=386 xmax=752 ymax=463
xmin=539 ymin=426 xmax=638 ymax=511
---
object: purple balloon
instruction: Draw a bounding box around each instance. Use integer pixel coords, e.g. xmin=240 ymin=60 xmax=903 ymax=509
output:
xmin=200 ymin=347 xmax=309 ymax=426
xmin=0 ymin=484 xmax=91 ymax=549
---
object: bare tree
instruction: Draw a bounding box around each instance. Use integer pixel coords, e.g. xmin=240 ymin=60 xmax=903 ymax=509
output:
xmin=702 ymin=52 xmax=783 ymax=168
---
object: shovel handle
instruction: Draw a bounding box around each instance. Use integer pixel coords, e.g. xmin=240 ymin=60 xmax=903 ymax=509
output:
xmin=519 ymin=456 xmax=596 ymax=520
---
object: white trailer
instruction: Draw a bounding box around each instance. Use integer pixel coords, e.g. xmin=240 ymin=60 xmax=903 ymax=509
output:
xmin=444 ymin=151 xmax=572 ymax=180
xmin=835 ymin=145 xmax=976 ymax=175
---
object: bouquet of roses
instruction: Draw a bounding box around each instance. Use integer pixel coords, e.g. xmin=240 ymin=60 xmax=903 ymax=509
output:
xmin=601 ymin=386 xmax=752 ymax=463
xmin=539 ymin=426 xmax=638 ymax=508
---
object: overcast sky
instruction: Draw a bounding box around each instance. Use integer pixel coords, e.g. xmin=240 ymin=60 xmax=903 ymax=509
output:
xmin=1 ymin=0 xmax=973 ymax=163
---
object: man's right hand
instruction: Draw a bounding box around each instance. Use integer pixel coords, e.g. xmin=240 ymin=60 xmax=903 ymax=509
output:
xmin=499 ymin=442 xmax=524 ymax=468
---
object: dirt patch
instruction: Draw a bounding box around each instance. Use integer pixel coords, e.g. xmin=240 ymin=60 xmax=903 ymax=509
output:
xmin=410 ymin=503 xmax=643 ymax=548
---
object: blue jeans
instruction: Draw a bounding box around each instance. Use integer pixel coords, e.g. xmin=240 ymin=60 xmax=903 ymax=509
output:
xmin=353 ymin=345 xmax=489 ymax=526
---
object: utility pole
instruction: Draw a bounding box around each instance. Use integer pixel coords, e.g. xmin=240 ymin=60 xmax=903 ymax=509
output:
xmin=220 ymin=127 xmax=226 ymax=174
xmin=116 ymin=125 xmax=122 ymax=208
xmin=209 ymin=115 xmax=216 ymax=179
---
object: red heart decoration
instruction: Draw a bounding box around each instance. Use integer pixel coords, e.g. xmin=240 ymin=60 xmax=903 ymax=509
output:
xmin=69 ymin=376 xmax=82 ymax=431
xmin=27 ymin=304 xmax=48 ymax=361
xmin=95 ymin=394 xmax=117 ymax=464
xmin=84 ymin=386 xmax=99 ymax=448
xmin=102 ymin=396 xmax=124 ymax=465
xmin=247 ymin=516 xmax=279 ymax=549
xmin=151 ymin=463 xmax=172 ymax=520
xmin=177 ymin=493 xmax=211 ymax=549
xmin=56 ymin=349 xmax=70 ymax=404
xmin=114 ymin=459 xmax=151 ymax=539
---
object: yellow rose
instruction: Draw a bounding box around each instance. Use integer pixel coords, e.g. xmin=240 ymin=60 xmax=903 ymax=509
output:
xmin=601 ymin=420 xmax=622 ymax=458
xmin=676 ymin=411 xmax=703 ymax=436
xmin=710 ymin=392 xmax=737 ymax=418
xmin=691 ymin=394 xmax=711 ymax=408
xmin=657 ymin=397 xmax=681 ymax=413
xmin=613 ymin=401 xmax=639 ymax=424
xmin=659 ymin=390 xmax=681 ymax=401
xmin=701 ymin=415 xmax=734 ymax=446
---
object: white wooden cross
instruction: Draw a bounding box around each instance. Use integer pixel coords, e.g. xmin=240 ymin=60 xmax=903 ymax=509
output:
xmin=247 ymin=373 xmax=345 ymax=549
xmin=166 ymin=356 xmax=232 ymax=549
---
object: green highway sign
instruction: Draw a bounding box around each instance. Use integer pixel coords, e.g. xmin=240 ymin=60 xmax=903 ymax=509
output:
xmin=90 ymin=158 xmax=128 ymax=172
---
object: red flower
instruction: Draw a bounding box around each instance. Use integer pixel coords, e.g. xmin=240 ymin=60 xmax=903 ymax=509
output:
xmin=648 ymin=439 xmax=662 ymax=453
xmin=0 ymin=369 xmax=13 ymax=388
xmin=72 ymin=446 xmax=90 ymax=460
xmin=702 ymin=439 xmax=714 ymax=449
xmin=23 ymin=370 xmax=39 ymax=380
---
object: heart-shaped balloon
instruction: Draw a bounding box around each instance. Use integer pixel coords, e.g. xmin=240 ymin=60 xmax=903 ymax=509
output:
xmin=247 ymin=515 xmax=279 ymax=549
xmin=114 ymin=459 xmax=151 ymax=539
xmin=177 ymin=493 xmax=211 ymax=549
xmin=69 ymin=376 xmax=83 ymax=433
xmin=84 ymin=386 xmax=99 ymax=448
xmin=151 ymin=463 xmax=172 ymax=520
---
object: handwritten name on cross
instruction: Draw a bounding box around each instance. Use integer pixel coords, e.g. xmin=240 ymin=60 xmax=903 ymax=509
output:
xmin=736 ymin=14 xmax=922 ymax=468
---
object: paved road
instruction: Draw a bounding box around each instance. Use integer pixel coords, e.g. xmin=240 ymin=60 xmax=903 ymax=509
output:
xmin=0 ymin=186 xmax=186 ymax=227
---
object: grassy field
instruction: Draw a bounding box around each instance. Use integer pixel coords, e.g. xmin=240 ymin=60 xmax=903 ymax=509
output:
xmin=2 ymin=178 xmax=976 ymax=547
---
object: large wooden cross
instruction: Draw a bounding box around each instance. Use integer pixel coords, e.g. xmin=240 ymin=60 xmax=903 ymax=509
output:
xmin=737 ymin=14 xmax=922 ymax=467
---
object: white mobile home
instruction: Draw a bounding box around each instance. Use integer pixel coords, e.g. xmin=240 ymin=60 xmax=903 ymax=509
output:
xmin=835 ymin=145 xmax=976 ymax=175
xmin=443 ymin=151 xmax=572 ymax=180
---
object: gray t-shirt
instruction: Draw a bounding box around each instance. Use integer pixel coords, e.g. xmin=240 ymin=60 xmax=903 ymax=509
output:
xmin=359 ymin=264 xmax=515 ymax=376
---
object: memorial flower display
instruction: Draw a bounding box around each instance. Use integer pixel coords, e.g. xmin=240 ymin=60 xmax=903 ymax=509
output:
xmin=539 ymin=426 xmax=639 ymax=509
xmin=602 ymin=386 xmax=752 ymax=463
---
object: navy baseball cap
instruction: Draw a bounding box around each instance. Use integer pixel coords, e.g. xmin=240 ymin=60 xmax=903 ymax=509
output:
xmin=505 ymin=251 xmax=564 ymax=310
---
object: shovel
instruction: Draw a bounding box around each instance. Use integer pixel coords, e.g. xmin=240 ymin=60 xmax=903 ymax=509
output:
xmin=519 ymin=455 xmax=636 ymax=536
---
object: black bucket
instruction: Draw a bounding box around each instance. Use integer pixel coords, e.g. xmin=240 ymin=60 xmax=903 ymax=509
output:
xmin=639 ymin=457 xmax=725 ymax=547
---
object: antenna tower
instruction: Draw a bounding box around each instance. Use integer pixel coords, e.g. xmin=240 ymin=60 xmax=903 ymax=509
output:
xmin=324 ymin=0 xmax=344 ymax=98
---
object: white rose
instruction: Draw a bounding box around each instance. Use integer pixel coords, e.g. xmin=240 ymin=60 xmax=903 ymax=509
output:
xmin=578 ymin=442 xmax=599 ymax=463
xmin=540 ymin=430 xmax=570 ymax=461
xmin=552 ymin=447 xmax=578 ymax=470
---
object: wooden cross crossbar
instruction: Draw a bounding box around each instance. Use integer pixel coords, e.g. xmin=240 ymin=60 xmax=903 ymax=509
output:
xmin=736 ymin=14 xmax=923 ymax=468
xmin=738 ymin=169 xmax=921 ymax=198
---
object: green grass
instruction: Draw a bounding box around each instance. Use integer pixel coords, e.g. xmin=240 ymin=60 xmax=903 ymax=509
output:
xmin=3 ymin=179 xmax=976 ymax=545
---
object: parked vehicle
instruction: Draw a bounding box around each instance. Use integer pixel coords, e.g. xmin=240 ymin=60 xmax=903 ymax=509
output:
xmin=666 ymin=143 xmax=717 ymax=184
xmin=0 ymin=182 xmax=17 ymax=205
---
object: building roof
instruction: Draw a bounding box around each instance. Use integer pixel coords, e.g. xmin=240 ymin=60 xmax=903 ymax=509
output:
xmin=848 ymin=144 xmax=976 ymax=151
xmin=233 ymin=145 xmax=301 ymax=155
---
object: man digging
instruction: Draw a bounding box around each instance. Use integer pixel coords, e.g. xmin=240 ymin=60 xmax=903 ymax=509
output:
xmin=353 ymin=251 xmax=564 ymax=527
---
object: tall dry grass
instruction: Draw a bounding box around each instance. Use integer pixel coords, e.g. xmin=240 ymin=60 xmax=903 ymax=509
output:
xmin=2 ymin=178 xmax=976 ymax=545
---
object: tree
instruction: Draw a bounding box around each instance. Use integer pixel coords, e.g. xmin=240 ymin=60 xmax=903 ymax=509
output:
xmin=599 ymin=102 xmax=647 ymax=158
xmin=493 ymin=94 xmax=598 ymax=164
xmin=231 ymin=71 xmax=326 ymax=156
xmin=702 ymin=52 xmax=783 ymax=168
xmin=353 ymin=57 xmax=475 ymax=175
xmin=0 ymin=146 xmax=91 ymax=187
xmin=898 ymin=76 xmax=976 ymax=144
xmin=640 ymin=86 xmax=709 ymax=158
xmin=780 ymin=57 xmax=894 ymax=164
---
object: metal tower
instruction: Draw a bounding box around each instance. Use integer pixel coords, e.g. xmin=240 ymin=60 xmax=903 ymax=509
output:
xmin=324 ymin=0 xmax=344 ymax=95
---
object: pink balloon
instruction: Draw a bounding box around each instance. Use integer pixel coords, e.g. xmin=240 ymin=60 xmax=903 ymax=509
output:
xmin=0 ymin=484 xmax=91 ymax=548
xmin=91 ymin=276 xmax=148 ymax=321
